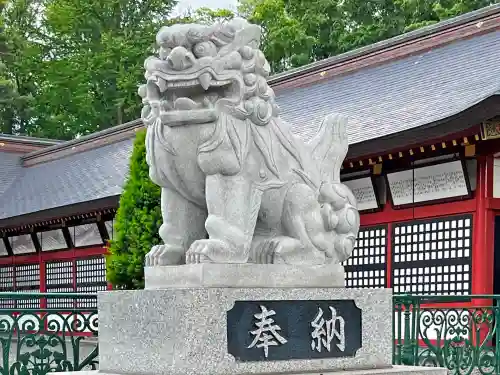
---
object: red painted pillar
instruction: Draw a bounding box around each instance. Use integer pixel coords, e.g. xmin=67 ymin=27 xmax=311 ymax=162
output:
xmin=39 ymin=259 xmax=47 ymax=309
xmin=471 ymin=156 xmax=495 ymax=345
xmin=386 ymin=222 xmax=392 ymax=289
xmin=472 ymin=156 xmax=494 ymax=296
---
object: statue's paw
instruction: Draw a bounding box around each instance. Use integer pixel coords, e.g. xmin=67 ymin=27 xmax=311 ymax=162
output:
xmin=186 ymin=239 xmax=229 ymax=264
xmin=334 ymin=205 xmax=360 ymax=235
xmin=145 ymin=245 xmax=161 ymax=266
xmin=145 ymin=245 xmax=183 ymax=266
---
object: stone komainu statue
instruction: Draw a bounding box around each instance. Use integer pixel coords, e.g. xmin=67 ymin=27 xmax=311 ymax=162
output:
xmin=138 ymin=18 xmax=360 ymax=266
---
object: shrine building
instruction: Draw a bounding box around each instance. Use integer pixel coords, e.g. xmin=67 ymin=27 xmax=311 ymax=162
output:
xmin=0 ymin=3 xmax=500 ymax=307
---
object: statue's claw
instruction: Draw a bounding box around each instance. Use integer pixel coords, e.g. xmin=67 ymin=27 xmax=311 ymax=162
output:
xmin=145 ymin=245 xmax=160 ymax=266
xmin=186 ymin=239 xmax=230 ymax=264
xmin=145 ymin=244 xmax=183 ymax=266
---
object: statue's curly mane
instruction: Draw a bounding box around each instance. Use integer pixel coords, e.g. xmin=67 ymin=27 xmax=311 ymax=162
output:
xmin=226 ymin=47 xmax=281 ymax=126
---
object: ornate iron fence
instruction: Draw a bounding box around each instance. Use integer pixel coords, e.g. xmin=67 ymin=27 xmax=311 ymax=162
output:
xmin=0 ymin=292 xmax=98 ymax=375
xmin=2 ymin=291 xmax=500 ymax=375
xmin=393 ymin=294 xmax=500 ymax=375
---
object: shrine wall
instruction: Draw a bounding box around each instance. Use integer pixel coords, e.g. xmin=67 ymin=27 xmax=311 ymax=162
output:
xmin=341 ymin=156 xmax=478 ymax=296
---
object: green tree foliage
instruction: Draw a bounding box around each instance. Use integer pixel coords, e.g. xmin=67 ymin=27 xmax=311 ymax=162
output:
xmin=239 ymin=0 xmax=498 ymax=73
xmin=0 ymin=0 xmax=42 ymax=135
xmin=32 ymin=0 xmax=180 ymax=139
xmin=107 ymin=129 xmax=162 ymax=289
xmin=191 ymin=6 xmax=235 ymax=24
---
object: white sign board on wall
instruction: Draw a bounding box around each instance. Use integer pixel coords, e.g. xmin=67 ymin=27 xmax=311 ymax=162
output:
xmin=386 ymin=160 xmax=469 ymax=206
xmin=343 ymin=177 xmax=379 ymax=211
xmin=493 ymin=158 xmax=500 ymax=198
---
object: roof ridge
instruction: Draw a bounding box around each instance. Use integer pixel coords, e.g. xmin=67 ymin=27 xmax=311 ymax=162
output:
xmin=22 ymin=119 xmax=143 ymax=163
xmin=0 ymin=134 xmax=62 ymax=146
xmin=269 ymin=3 xmax=500 ymax=84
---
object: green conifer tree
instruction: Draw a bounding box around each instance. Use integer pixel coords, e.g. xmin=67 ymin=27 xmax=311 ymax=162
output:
xmin=107 ymin=130 xmax=161 ymax=289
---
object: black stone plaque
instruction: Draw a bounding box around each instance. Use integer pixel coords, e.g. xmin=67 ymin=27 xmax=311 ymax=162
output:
xmin=226 ymin=299 xmax=362 ymax=362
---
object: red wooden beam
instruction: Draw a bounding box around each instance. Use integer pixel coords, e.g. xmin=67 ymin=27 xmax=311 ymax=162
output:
xmin=360 ymin=198 xmax=476 ymax=226
xmin=0 ymin=246 xmax=107 ymax=265
xmin=486 ymin=198 xmax=500 ymax=210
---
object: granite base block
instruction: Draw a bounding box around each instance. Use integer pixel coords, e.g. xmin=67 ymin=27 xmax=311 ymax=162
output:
xmin=145 ymin=263 xmax=346 ymax=289
xmin=98 ymin=287 xmax=392 ymax=375
xmin=54 ymin=366 xmax=448 ymax=375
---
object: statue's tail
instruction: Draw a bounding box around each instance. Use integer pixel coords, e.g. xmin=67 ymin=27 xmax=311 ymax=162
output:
xmin=307 ymin=113 xmax=348 ymax=183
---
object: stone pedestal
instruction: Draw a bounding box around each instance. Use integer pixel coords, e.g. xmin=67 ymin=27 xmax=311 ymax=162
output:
xmin=98 ymin=285 xmax=390 ymax=375
xmin=57 ymin=264 xmax=446 ymax=375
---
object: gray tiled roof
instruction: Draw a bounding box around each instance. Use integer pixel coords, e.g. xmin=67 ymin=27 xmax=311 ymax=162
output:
xmin=0 ymin=152 xmax=24 ymax=197
xmin=1 ymin=29 xmax=500 ymax=221
xmin=277 ymin=30 xmax=500 ymax=143
xmin=0 ymin=139 xmax=133 ymax=220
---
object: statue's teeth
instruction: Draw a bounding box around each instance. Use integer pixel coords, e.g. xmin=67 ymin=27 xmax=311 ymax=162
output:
xmin=166 ymin=79 xmax=198 ymax=88
xmin=198 ymin=73 xmax=212 ymax=90
xmin=211 ymin=79 xmax=231 ymax=87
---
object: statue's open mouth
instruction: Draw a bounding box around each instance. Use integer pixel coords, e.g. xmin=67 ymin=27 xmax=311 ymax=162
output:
xmin=165 ymin=78 xmax=232 ymax=110
xmin=157 ymin=72 xmax=238 ymax=126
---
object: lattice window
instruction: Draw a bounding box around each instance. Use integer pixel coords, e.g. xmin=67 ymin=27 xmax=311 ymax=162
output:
xmin=392 ymin=214 xmax=472 ymax=295
xmin=343 ymin=225 xmax=387 ymax=288
xmin=39 ymin=229 xmax=67 ymax=251
xmin=0 ymin=266 xmax=15 ymax=308
xmin=0 ymin=266 xmax=14 ymax=291
xmin=15 ymin=264 xmax=40 ymax=309
xmin=76 ymin=257 xmax=107 ymax=308
xmin=46 ymin=261 xmax=74 ymax=309
xmin=72 ymin=224 xmax=103 ymax=248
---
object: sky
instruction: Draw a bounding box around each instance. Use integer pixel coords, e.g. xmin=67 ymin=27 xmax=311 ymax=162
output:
xmin=174 ymin=0 xmax=238 ymax=15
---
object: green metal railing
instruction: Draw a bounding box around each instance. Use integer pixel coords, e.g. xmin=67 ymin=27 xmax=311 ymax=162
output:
xmin=393 ymin=294 xmax=500 ymax=375
xmin=0 ymin=292 xmax=98 ymax=375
